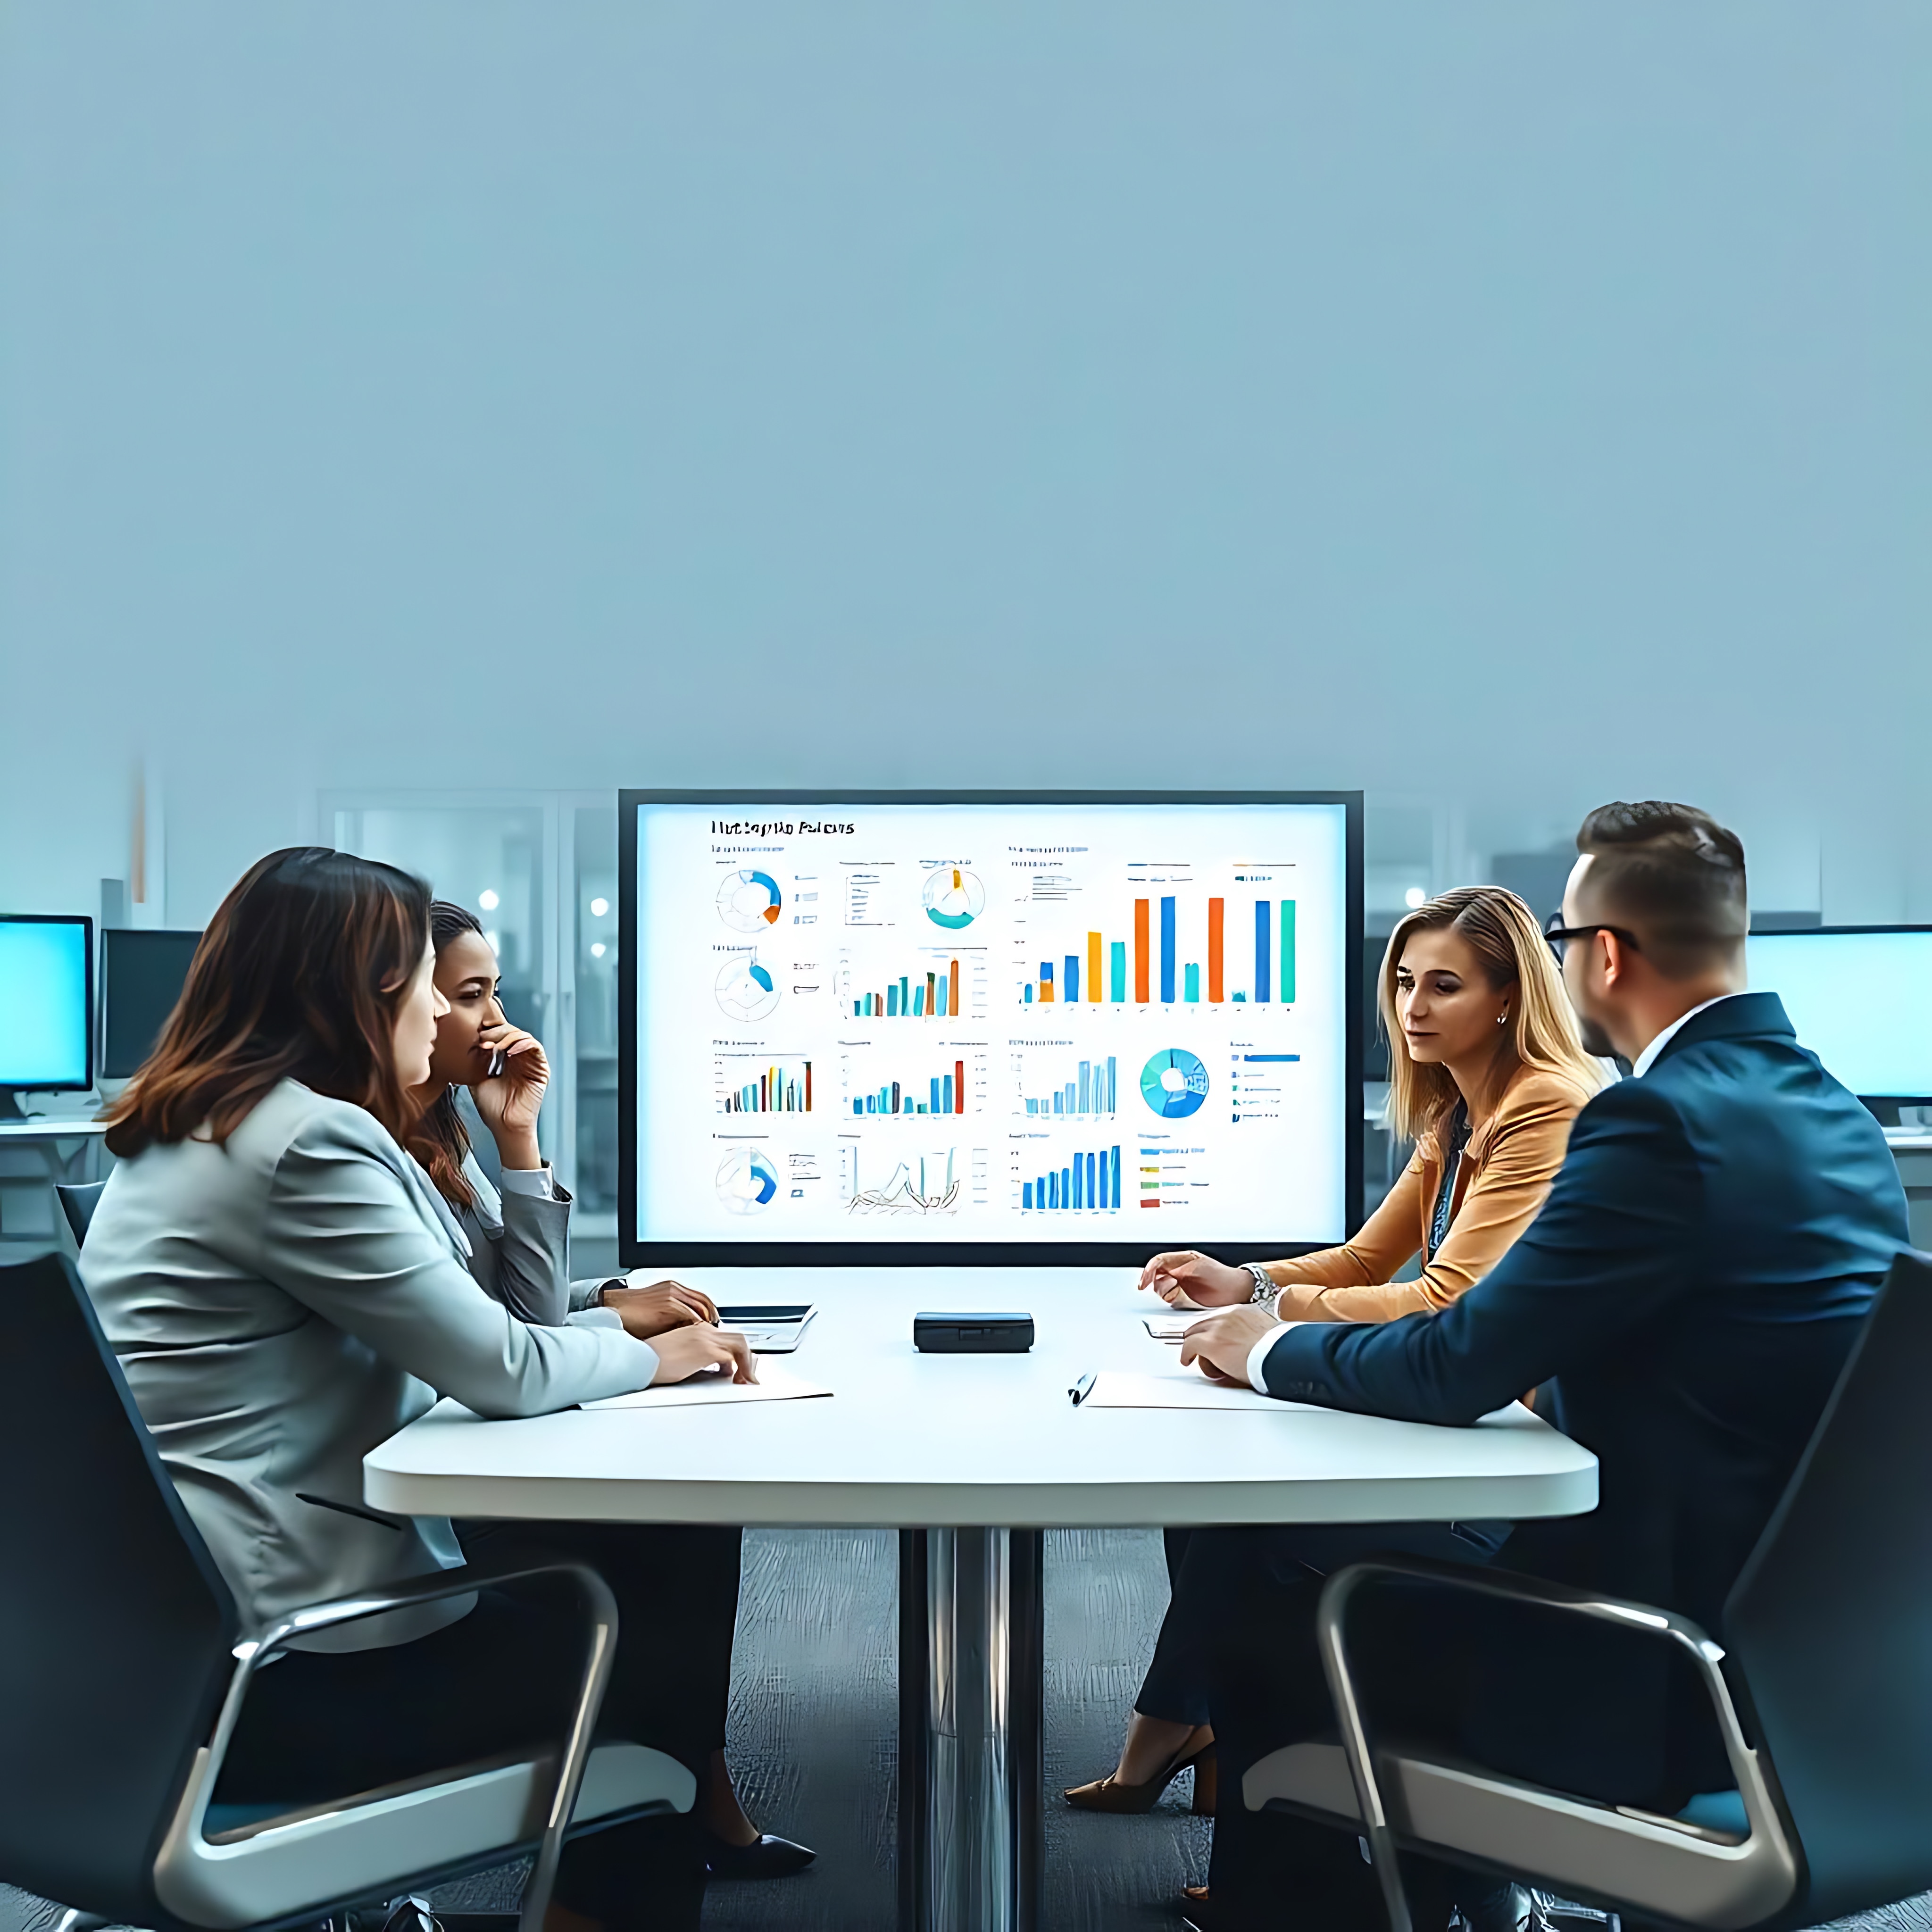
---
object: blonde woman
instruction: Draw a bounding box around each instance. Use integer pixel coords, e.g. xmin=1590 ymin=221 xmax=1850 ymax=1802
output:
xmin=1065 ymin=885 xmax=1604 ymax=1816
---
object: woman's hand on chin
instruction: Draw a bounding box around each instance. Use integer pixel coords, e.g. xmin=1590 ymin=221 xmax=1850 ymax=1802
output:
xmin=470 ymin=1024 xmax=549 ymax=1163
xmin=649 ymin=1324 xmax=758 ymax=1386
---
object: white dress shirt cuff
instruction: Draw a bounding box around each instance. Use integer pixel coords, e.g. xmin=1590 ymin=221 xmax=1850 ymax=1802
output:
xmin=498 ymin=1163 xmax=556 ymax=1200
xmin=1247 ymin=1320 xmax=1300 ymax=1393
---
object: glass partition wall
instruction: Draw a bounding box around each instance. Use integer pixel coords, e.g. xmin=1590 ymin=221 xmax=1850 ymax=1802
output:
xmin=326 ymin=792 xmax=622 ymax=1275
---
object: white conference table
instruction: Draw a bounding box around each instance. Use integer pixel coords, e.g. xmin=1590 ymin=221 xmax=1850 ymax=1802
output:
xmin=366 ymin=1267 xmax=1597 ymax=1932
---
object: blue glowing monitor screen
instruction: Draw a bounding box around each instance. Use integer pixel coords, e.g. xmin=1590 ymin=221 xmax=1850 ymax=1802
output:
xmin=0 ymin=918 xmax=92 ymax=1089
xmin=1746 ymin=929 xmax=1932 ymax=1101
xmin=625 ymin=794 xmax=1357 ymax=1258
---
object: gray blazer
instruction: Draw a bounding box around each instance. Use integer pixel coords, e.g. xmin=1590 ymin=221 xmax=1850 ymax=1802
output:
xmin=81 ymin=1080 xmax=661 ymax=1650
xmin=433 ymin=1150 xmax=599 ymax=1327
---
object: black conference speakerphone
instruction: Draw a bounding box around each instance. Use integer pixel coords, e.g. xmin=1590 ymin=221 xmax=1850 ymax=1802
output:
xmin=913 ymin=1312 xmax=1035 ymax=1354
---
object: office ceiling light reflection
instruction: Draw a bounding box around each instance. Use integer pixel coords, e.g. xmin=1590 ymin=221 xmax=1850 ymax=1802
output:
xmin=478 ymin=889 xmax=500 ymax=911
xmin=590 ymin=897 xmax=609 ymax=917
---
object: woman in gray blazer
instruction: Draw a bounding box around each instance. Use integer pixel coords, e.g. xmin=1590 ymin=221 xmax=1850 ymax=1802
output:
xmin=401 ymin=900 xmax=816 ymax=1882
xmin=86 ymin=847 xmax=754 ymax=1931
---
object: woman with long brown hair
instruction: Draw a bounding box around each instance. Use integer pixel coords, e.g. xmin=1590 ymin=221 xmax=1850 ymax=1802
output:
xmin=84 ymin=848 xmax=754 ymax=1932
xmin=1065 ymin=885 xmax=1605 ymax=1820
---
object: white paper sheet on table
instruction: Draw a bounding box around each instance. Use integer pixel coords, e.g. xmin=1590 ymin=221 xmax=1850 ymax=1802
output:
xmin=1078 ymin=1369 xmax=1318 ymax=1414
xmin=581 ymin=1364 xmax=833 ymax=1412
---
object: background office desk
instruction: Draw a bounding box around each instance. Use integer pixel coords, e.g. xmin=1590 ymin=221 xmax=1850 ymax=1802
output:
xmin=0 ymin=1118 xmax=108 ymax=1262
xmin=366 ymin=1268 xmax=1597 ymax=1932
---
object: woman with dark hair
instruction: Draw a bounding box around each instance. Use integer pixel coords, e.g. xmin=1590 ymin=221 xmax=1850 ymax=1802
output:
xmin=406 ymin=900 xmax=716 ymax=1335
xmin=85 ymin=848 xmax=756 ymax=1931
xmin=404 ymin=899 xmax=815 ymax=1880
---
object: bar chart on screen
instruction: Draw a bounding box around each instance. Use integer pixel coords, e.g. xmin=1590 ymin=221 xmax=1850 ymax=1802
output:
xmin=714 ymin=1052 xmax=815 ymax=1115
xmin=1011 ymin=1049 xmax=1120 ymax=1116
xmin=840 ymin=1048 xmax=987 ymax=1117
xmin=1012 ymin=885 xmax=1297 ymax=1008
xmin=838 ymin=948 xmax=988 ymax=1019
xmin=1015 ymin=1143 xmax=1124 ymax=1212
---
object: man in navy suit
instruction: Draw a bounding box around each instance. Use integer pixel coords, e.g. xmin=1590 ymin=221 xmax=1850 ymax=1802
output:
xmin=1178 ymin=803 xmax=1909 ymax=1931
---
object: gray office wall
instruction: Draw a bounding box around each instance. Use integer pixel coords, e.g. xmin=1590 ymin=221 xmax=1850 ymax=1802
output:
xmin=2 ymin=3 xmax=1928 ymax=927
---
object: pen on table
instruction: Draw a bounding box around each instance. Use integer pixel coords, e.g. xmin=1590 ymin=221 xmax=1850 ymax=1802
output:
xmin=1069 ymin=1372 xmax=1097 ymax=1407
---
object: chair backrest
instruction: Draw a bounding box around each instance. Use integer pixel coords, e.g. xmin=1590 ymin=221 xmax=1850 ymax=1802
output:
xmin=54 ymin=1178 xmax=107 ymax=1245
xmin=1724 ymin=1247 xmax=1932 ymax=1926
xmin=0 ymin=1254 xmax=238 ymax=1923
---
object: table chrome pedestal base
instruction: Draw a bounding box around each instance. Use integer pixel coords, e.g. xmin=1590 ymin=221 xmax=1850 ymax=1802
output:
xmin=899 ymin=1529 xmax=1044 ymax=1932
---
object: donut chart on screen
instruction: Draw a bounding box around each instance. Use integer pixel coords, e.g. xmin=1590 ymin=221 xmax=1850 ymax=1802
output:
xmin=1141 ymin=1047 xmax=1209 ymax=1118
xmin=716 ymin=1147 xmax=779 ymax=1213
xmin=715 ymin=955 xmax=779 ymax=1021
xmin=717 ymin=869 xmax=783 ymax=932
xmin=923 ymin=866 xmax=985 ymax=930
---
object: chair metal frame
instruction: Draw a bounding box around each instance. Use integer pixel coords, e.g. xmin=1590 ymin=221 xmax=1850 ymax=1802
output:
xmin=154 ymin=1557 xmax=619 ymax=1932
xmin=1314 ymin=1555 xmax=1801 ymax=1932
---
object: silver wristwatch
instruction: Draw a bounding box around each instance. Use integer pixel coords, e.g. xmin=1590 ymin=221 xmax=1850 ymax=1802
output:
xmin=1244 ymin=1262 xmax=1280 ymax=1313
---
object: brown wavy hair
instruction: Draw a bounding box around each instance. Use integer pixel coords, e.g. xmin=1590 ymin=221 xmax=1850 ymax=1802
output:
xmin=1379 ymin=884 xmax=1604 ymax=1143
xmin=404 ymin=899 xmax=486 ymax=1213
xmin=101 ymin=847 xmax=432 ymax=1159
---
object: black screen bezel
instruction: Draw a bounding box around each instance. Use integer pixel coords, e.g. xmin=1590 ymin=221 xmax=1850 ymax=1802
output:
xmin=619 ymin=789 xmax=1364 ymax=1267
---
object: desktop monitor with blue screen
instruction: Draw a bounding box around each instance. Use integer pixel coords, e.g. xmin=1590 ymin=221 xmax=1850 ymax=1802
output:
xmin=0 ymin=915 xmax=94 ymax=1116
xmin=619 ymin=791 xmax=1364 ymax=1265
xmin=1746 ymin=926 xmax=1932 ymax=1105
xmin=103 ymin=928 xmax=203 ymax=1080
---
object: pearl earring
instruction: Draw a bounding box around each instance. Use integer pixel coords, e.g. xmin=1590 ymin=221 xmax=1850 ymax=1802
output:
xmin=1497 ymin=1012 xmax=1508 ymax=1026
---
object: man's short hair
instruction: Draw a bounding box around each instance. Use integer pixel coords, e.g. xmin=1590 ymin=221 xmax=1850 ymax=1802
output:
xmin=1575 ymin=801 xmax=1748 ymax=980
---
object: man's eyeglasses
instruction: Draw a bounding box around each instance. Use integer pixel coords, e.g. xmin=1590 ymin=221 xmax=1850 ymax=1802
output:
xmin=1543 ymin=914 xmax=1642 ymax=966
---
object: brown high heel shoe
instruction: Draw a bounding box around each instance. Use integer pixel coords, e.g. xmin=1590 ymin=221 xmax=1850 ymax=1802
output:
xmin=1063 ymin=1739 xmax=1217 ymax=1814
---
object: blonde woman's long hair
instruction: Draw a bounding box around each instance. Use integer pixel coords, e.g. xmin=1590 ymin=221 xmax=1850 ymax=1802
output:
xmin=1379 ymin=885 xmax=1604 ymax=1143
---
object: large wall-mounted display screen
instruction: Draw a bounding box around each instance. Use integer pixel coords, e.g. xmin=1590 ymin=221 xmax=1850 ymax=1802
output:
xmin=621 ymin=792 xmax=1362 ymax=1265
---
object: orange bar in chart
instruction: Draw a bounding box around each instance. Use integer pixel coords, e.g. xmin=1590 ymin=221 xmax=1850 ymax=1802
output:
xmin=1087 ymin=931 xmax=1103 ymax=1003
xmin=1208 ymin=898 xmax=1225 ymax=1003
xmin=1134 ymin=899 xmax=1151 ymax=1003
xmin=949 ymin=958 xmax=960 ymax=1016
xmin=953 ymin=1060 xmax=965 ymax=1115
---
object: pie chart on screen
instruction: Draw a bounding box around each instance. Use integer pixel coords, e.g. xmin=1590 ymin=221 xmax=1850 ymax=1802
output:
xmin=1141 ymin=1048 xmax=1209 ymax=1119
xmin=716 ymin=955 xmax=780 ymax=1022
xmin=923 ymin=866 xmax=985 ymax=930
xmin=717 ymin=869 xmax=783 ymax=932
xmin=716 ymin=1148 xmax=779 ymax=1214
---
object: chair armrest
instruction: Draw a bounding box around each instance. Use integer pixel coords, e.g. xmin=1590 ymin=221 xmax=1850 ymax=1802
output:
xmin=1315 ymin=1555 xmax=1790 ymax=1932
xmin=191 ymin=1559 xmax=617 ymax=1932
xmin=239 ymin=1556 xmax=613 ymax=1662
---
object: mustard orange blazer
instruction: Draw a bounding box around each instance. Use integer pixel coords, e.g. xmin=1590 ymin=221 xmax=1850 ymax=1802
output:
xmin=1260 ymin=1062 xmax=1599 ymax=1324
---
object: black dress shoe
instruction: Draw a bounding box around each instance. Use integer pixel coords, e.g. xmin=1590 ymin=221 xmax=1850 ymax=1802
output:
xmin=702 ymin=1831 xmax=817 ymax=1880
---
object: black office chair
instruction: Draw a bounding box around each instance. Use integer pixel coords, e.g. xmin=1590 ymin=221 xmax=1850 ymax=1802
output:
xmin=0 ymin=1253 xmax=695 ymax=1932
xmin=1242 ymin=1246 xmax=1932 ymax=1931
xmin=54 ymin=1179 xmax=106 ymax=1247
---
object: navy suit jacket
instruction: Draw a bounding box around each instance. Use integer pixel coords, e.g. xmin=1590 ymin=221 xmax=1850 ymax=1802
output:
xmin=1264 ymin=993 xmax=1907 ymax=1790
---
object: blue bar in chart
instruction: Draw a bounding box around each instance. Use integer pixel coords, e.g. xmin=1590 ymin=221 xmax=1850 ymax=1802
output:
xmin=1064 ymin=954 xmax=1080 ymax=1003
xmin=1255 ymin=899 xmax=1271 ymax=1004
xmin=1160 ymin=897 xmax=1176 ymax=1003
